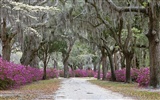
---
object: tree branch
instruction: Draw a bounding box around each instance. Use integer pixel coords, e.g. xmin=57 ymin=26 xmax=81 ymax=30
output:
xmin=86 ymin=0 xmax=121 ymax=48
xmin=105 ymin=0 xmax=147 ymax=14
xmin=76 ymin=19 xmax=103 ymax=28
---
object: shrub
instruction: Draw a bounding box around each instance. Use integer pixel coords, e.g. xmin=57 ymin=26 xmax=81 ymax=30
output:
xmin=106 ymin=68 xmax=150 ymax=87
xmin=136 ymin=67 xmax=150 ymax=87
xmin=59 ymin=69 xmax=96 ymax=77
xmin=106 ymin=68 xmax=139 ymax=82
xmin=0 ymin=58 xmax=58 ymax=89
xmin=106 ymin=72 xmax=112 ymax=81
xmin=115 ymin=69 xmax=126 ymax=82
xmin=87 ymin=70 xmax=95 ymax=77
xmin=94 ymin=71 xmax=103 ymax=79
xmin=46 ymin=68 xmax=59 ymax=78
xmin=131 ymin=68 xmax=139 ymax=82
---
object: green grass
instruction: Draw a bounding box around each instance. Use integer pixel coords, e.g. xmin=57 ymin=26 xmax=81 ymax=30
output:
xmin=89 ymin=80 xmax=160 ymax=100
xmin=0 ymin=79 xmax=61 ymax=100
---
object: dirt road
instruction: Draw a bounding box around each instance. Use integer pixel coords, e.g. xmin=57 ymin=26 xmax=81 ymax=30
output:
xmin=54 ymin=78 xmax=134 ymax=100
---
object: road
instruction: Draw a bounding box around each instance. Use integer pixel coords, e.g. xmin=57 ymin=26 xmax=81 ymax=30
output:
xmin=54 ymin=78 xmax=134 ymax=100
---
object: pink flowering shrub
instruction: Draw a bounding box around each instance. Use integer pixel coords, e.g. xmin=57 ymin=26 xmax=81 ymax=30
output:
xmin=106 ymin=68 xmax=139 ymax=82
xmin=59 ymin=69 xmax=96 ymax=77
xmin=87 ymin=70 xmax=95 ymax=77
xmin=106 ymin=72 xmax=112 ymax=80
xmin=106 ymin=68 xmax=150 ymax=87
xmin=131 ymin=68 xmax=139 ymax=81
xmin=0 ymin=58 xmax=58 ymax=89
xmin=74 ymin=69 xmax=88 ymax=77
xmin=94 ymin=72 xmax=103 ymax=79
xmin=46 ymin=68 xmax=59 ymax=78
xmin=115 ymin=69 xmax=126 ymax=82
xmin=136 ymin=67 xmax=150 ymax=87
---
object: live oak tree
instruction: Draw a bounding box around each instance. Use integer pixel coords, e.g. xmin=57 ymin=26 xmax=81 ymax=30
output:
xmin=0 ymin=0 xmax=58 ymax=65
xmin=104 ymin=0 xmax=160 ymax=88
xmin=0 ymin=0 xmax=20 ymax=61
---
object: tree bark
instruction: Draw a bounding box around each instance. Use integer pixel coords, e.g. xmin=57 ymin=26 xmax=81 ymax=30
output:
xmin=62 ymin=39 xmax=75 ymax=78
xmin=1 ymin=18 xmax=12 ymax=61
xmin=20 ymin=50 xmax=37 ymax=67
xmin=53 ymin=59 xmax=58 ymax=69
xmin=101 ymin=47 xmax=107 ymax=80
xmin=108 ymin=52 xmax=116 ymax=81
xmin=124 ymin=52 xmax=133 ymax=83
xmin=43 ymin=59 xmax=47 ymax=80
xmin=63 ymin=59 xmax=69 ymax=78
xmin=136 ymin=57 xmax=139 ymax=69
xmin=93 ymin=62 xmax=97 ymax=72
xmin=97 ymin=59 xmax=101 ymax=80
xmin=120 ymin=53 xmax=125 ymax=69
xmin=102 ymin=46 xmax=116 ymax=81
xmin=2 ymin=39 xmax=11 ymax=61
xmin=114 ymin=53 xmax=118 ymax=70
xmin=146 ymin=3 xmax=160 ymax=87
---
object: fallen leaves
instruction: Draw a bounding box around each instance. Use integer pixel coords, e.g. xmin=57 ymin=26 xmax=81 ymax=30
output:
xmin=0 ymin=79 xmax=61 ymax=100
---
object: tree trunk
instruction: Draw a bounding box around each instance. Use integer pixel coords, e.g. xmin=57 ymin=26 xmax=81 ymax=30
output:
xmin=148 ymin=36 xmax=160 ymax=88
xmin=1 ymin=18 xmax=12 ymax=61
xmin=30 ymin=56 xmax=39 ymax=68
xmin=108 ymin=53 xmax=116 ymax=81
xmin=124 ymin=52 xmax=133 ymax=83
xmin=146 ymin=3 xmax=160 ymax=88
xmin=120 ymin=54 xmax=126 ymax=69
xmin=97 ymin=59 xmax=101 ymax=80
xmin=142 ymin=50 xmax=146 ymax=67
xmin=2 ymin=40 xmax=11 ymax=61
xmin=20 ymin=50 xmax=37 ymax=67
xmin=114 ymin=53 xmax=118 ymax=70
xmin=93 ymin=62 xmax=97 ymax=72
xmin=101 ymin=48 xmax=107 ymax=80
xmin=62 ymin=40 xmax=75 ymax=78
xmin=132 ymin=54 xmax=136 ymax=68
xmin=53 ymin=59 xmax=58 ymax=69
xmin=43 ymin=60 xmax=47 ymax=80
xmin=63 ymin=60 xmax=69 ymax=78
xmin=136 ymin=57 xmax=139 ymax=69
xmin=103 ymin=46 xmax=116 ymax=81
xmin=62 ymin=52 xmax=70 ymax=78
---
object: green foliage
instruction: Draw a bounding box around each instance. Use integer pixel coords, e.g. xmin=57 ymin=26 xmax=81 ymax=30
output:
xmin=38 ymin=39 xmax=67 ymax=60
xmin=68 ymin=40 xmax=99 ymax=68
xmin=49 ymin=40 xmax=67 ymax=53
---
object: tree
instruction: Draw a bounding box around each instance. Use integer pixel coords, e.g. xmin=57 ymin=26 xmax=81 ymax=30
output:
xmin=0 ymin=0 xmax=58 ymax=64
xmin=85 ymin=0 xmax=148 ymax=83
xmin=0 ymin=0 xmax=20 ymax=61
xmin=104 ymin=0 xmax=160 ymax=88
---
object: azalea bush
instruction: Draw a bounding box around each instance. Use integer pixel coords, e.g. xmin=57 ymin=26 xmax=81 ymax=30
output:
xmin=46 ymin=68 xmax=59 ymax=78
xmin=115 ymin=69 xmax=126 ymax=82
xmin=0 ymin=58 xmax=58 ymax=90
xmin=136 ymin=67 xmax=150 ymax=87
xmin=106 ymin=68 xmax=150 ymax=87
xmin=59 ymin=69 xmax=96 ymax=77
xmin=106 ymin=68 xmax=139 ymax=82
xmin=94 ymin=72 xmax=103 ymax=79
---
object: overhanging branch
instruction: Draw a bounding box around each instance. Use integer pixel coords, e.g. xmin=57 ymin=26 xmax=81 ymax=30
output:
xmin=105 ymin=0 xmax=147 ymax=14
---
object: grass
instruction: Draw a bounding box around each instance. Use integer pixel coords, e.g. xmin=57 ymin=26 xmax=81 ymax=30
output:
xmin=89 ymin=80 xmax=160 ymax=100
xmin=0 ymin=79 xmax=61 ymax=100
